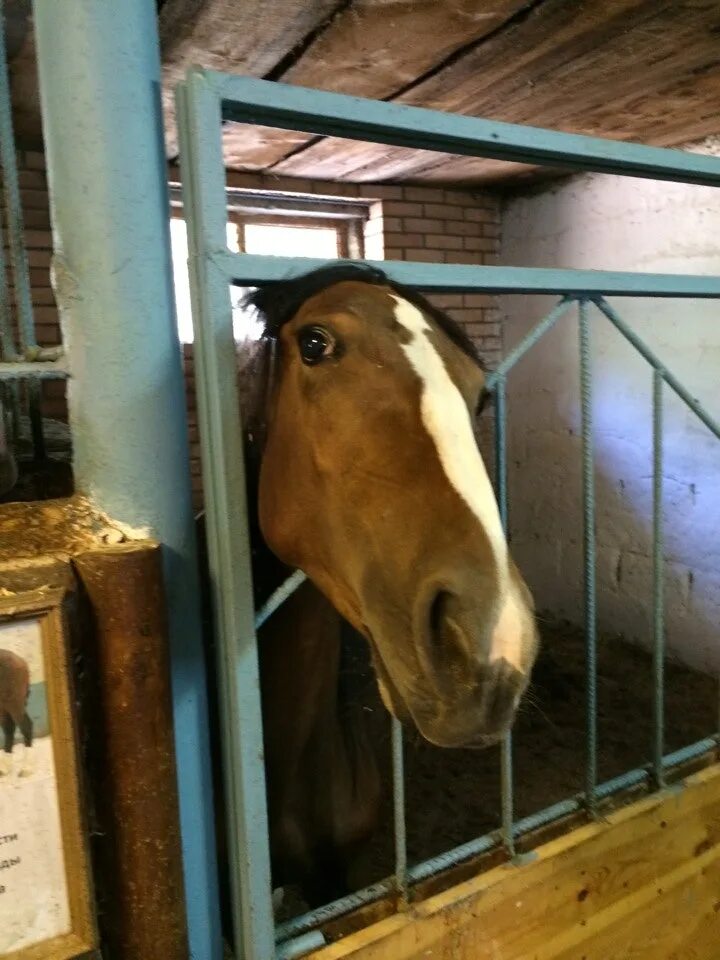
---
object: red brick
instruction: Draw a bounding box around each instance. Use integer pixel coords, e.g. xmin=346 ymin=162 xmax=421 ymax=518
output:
xmin=33 ymin=305 xmax=59 ymax=324
xmin=24 ymin=249 xmax=52 ymax=268
xmin=447 ymin=252 xmax=481 ymax=265
xmin=21 ymin=151 xmax=46 ymax=171
xmin=13 ymin=188 xmax=49 ymax=210
xmin=463 ymin=236 xmax=496 ymax=252
xmin=30 ymin=288 xmax=56 ymax=306
xmin=357 ymin=184 xmax=404 ymax=200
xmin=464 ymin=207 xmax=498 ymax=223
xmin=425 ymin=234 xmax=463 ymax=251
xmin=383 ymin=247 xmax=405 ymax=260
xmin=482 ymin=222 xmax=502 ymax=239
xmin=445 ymin=220 xmax=481 ymax=237
xmin=23 ymin=229 xmax=52 ymax=249
xmin=428 ymin=294 xmax=464 ymax=309
xmin=423 ymin=203 xmax=465 ymax=220
xmin=383 ymin=201 xmax=423 ymax=217
xmin=402 ymin=217 xmax=444 ymax=233
xmin=384 ymin=232 xmax=425 ymax=248
xmin=404 ymin=248 xmax=445 ymax=263
xmin=35 ymin=323 xmax=62 ymax=345
xmin=403 ymin=186 xmax=445 ymax=202
xmin=463 ymin=293 xmax=495 ymax=308
xmin=443 ymin=190 xmax=474 ymax=207
xmin=18 ymin=170 xmax=46 ymax=190
xmin=20 ymin=209 xmax=51 ymax=230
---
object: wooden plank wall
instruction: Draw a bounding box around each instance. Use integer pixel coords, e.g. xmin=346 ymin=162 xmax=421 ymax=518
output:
xmin=305 ymin=763 xmax=720 ymax=960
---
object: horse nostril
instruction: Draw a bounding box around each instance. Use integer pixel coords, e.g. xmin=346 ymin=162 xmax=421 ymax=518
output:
xmin=428 ymin=590 xmax=452 ymax=645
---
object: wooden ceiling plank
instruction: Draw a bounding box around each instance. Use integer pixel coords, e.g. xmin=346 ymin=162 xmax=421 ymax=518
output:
xmin=159 ymin=0 xmax=340 ymax=156
xmin=221 ymin=0 xmax=533 ymax=169
xmin=272 ymin=0 xmax=720 ymax=184
xmin=394 ymin=22 xmax=720 ymax=184
xmin=270 ymin=0 xmax=664 ymax=178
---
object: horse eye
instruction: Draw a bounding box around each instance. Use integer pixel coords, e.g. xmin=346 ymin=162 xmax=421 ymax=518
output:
xmin=298 ymin=326 xmax=335 ymax=365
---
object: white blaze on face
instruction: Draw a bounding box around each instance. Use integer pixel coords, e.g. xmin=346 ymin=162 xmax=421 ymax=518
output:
xmin=391 ymin=295 xmax=523 ymax=670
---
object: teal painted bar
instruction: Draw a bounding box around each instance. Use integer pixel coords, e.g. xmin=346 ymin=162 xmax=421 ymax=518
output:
xmin=177 ymin=70 xmax=276 ymax=960
xmin=32 ymin=4 xmax=222 ymax=957
xmin=208 ymin=73 xmax=720 ymax=187
xmin=217 ymin=250 xmax=720 ymax=298
xmin=494 ymin=377 xmax=515 ymax=858
xmin=652 ymin=369 xmax=665 ymax=786
xmin=578 ymin=300 xmax=598 ymax=812
xmin=0 ymin=361 xmax=68 ymax=380
xmin=391 ymin=717 xmax=408 ymax=899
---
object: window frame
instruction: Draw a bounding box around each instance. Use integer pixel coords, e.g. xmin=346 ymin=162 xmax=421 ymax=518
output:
xmin=168 ymin=184 xmax=369 ymax=259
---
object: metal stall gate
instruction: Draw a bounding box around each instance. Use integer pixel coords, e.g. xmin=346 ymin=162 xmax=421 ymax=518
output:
xmin=176 ymin=71 xmax=720 ymax=960
xmin=0 ymin=8 xmax=65 ymax=458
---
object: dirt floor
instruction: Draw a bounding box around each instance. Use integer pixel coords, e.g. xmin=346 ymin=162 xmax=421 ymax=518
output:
xmin=325 ymin=616 xmax=718 ymax=896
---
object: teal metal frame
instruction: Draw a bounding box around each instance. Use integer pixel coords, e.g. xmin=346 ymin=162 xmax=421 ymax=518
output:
xmin=176 ymin=69 xmax=720 ymax=960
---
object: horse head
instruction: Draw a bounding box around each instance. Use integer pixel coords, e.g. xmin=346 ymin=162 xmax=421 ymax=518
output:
xmin=248 ymin=264 xmax=539 ymax=749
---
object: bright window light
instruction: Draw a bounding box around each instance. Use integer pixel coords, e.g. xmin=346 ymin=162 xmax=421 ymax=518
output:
xmin=170 ymin=219 xmax=341 ymax=343
xmin=243 ymin=223 xmax=339 ymax=258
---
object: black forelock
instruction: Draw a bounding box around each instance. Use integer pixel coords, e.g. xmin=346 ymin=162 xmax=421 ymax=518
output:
xmin=242 ymin=262 xmax=484 ymax=368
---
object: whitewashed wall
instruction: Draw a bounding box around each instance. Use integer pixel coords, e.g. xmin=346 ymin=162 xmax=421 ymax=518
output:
xmin=501 ymin=144 xmax=720 ymax=672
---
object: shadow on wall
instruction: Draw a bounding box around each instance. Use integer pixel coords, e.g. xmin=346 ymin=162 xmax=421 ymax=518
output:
xmin=501 ymin=295 xmax=720 ymax=676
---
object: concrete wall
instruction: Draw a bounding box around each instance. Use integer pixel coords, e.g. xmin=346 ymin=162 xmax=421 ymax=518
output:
xmin=501 ymin=155 xmax=720 ymax=672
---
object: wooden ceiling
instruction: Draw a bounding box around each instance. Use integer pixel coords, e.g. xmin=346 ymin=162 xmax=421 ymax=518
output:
xmin=8 ymin=1 xmax=720 ymax=185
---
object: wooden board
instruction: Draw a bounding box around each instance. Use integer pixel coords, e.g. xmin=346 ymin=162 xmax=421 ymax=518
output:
xmin=159 ymin=0 xmax=339 ymax=156
xmin=220 ymin=0 xmax=530 ymax=169
xmin=303 ymin=762 xmax=720 ymax=959
xmin=269 ymin=0 xmax=720 ymax=183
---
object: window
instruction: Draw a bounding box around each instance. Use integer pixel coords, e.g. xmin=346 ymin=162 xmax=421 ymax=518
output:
xmin=169 ymin=187 xmax=370 ymax=344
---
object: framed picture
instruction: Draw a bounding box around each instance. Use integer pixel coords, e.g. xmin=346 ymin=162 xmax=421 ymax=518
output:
xmin=0 ymin=589 xmax=96 ymax=960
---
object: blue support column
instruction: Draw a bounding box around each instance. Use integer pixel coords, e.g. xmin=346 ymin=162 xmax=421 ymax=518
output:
xmin=31 ymin=3 xmax=222 ymax=957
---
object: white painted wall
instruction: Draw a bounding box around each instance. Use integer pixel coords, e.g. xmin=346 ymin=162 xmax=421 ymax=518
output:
xmin=501 ymin=148 xmax=720 ymax=673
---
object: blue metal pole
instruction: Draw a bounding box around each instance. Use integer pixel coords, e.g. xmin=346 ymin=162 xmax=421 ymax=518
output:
xmin=31 ymin=4 xmax=222 ymax=957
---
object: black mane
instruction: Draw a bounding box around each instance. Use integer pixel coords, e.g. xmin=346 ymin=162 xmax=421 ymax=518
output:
xmin=243 ymin=262 xmax=484 ymax=368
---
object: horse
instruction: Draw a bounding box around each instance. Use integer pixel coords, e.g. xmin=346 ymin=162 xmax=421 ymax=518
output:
xmin=204 ymin=262 xmax=540 ymax=917
xmin=0 ymin=648 xmax=33 ymax=777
